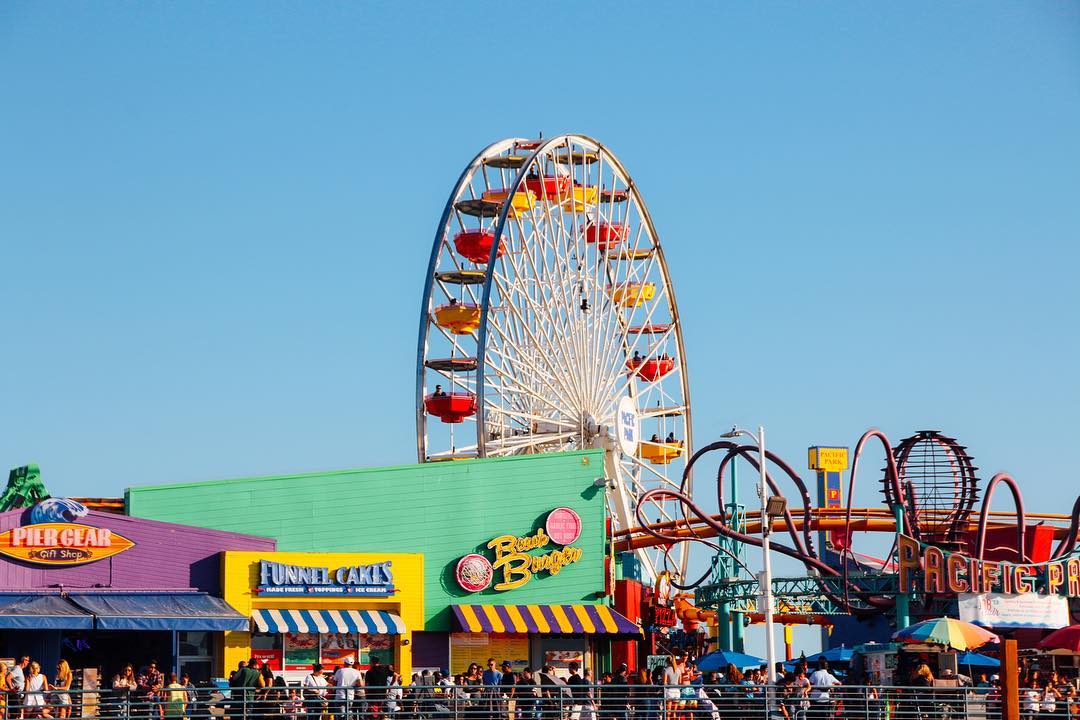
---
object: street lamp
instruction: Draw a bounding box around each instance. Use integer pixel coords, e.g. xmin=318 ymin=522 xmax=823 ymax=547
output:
xmin=722 ymin=425 xmax=779 ymax=684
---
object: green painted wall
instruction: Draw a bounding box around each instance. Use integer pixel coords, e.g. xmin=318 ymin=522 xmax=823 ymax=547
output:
xmin=126 ymin=450 xmax=608 ymax=630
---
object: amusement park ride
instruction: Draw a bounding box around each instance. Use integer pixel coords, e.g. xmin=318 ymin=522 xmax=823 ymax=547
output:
xmin=416 ymin=134 xmax=693 ymax=582
xmin=416 ymin=134 xmax=1080 ymax=655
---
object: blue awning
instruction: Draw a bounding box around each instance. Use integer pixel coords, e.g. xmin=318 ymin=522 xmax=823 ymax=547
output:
xmin=0 ymin=594 xmax=93 ymax=630
xmin=69 ymin=592 xmax=247 ymax=631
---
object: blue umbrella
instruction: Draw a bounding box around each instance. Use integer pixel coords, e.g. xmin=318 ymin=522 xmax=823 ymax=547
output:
xmin=783 ymin=646 xmax=854 ymax=670
xmin=957 ymin=651 xmax=999 ymax=668
xmin=697 ymin=649 xmax=767 ymax=671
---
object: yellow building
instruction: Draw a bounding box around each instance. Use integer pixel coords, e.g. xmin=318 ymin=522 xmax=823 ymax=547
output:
xmin=222 ymin=551 xmax=424 ymax=681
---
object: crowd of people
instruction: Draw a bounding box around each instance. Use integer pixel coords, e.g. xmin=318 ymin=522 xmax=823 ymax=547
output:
xmin=0 ymin=657 xmax=193 ymax=719
xmin=0 ymin=657 xmax=75 ymax=719
xmin=0 ymin=652 xmax=1076 ymax=720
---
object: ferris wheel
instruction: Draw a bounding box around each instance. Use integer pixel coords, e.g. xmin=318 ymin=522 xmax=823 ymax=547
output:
xmin=415 ymin=134 xmax=693 ymax=580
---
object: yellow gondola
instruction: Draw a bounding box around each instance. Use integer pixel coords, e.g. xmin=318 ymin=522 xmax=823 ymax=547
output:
xmin=482 ymin=188 xmax=536 ymax=217
xmin=557 ymin=185 xmax=599 ymax=213
xmin=638 ymin=441 xmax=685 ymax=465
xmin=607 ymin=282 xmax=656 ymax=308
xmin=433 ymin=303 xmax=482 ymax=335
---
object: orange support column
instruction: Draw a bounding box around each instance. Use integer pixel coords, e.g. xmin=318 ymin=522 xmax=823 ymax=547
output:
xmin=1002 ymin=639 xmax=1019 ymax=720
xmin=783 ymin=626 xmax=793 ymax=661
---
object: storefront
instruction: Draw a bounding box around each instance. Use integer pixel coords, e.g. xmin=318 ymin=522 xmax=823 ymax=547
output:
xmin=444 ymin=505 xmax=640 ymax=674
xmin=128 ymin=449 xmax=642 ymax=677
xmin=221 ymin=551 xmax=424 ymax=681
xmin=0 ymin=500 xmax=274 ymax=681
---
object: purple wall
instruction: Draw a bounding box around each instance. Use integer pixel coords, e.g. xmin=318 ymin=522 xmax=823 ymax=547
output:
xmin=0 ymin=509 xmax=275 ymax=593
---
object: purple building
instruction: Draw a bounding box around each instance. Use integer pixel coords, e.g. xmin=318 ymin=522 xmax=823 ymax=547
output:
xmin=0 ymin=505 xmax=275 ymax=681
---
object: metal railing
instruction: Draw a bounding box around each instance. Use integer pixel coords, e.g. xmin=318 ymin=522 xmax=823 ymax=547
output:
xmin=0 ymin=684 xmax=1013 ymax=720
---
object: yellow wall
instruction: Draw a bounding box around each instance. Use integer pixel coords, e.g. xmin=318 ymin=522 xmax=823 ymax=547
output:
xmin=221 ymin=551 xmax=424 ymax=678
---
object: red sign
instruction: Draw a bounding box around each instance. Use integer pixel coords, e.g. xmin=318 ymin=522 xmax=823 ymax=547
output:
xmin=546 ymin=508 xmax=582 ymax=545
xmin=251 ymin=649 xmax=282 ymax=671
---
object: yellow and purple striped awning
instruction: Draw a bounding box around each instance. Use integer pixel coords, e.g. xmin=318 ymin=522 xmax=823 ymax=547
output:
xmin=452 ymin=604 xmax=640 ymax=635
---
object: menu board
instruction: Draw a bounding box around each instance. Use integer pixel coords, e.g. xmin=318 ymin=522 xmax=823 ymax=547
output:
xmin=321 ymin=632 xmax=359 ymax=667
xmin=450 ymin=633 xmax=529 ymax=673
xmin=284 ymin=632 xmax=319 ymax=671
xmin=360 ymin=633 xmax=394 ymax=668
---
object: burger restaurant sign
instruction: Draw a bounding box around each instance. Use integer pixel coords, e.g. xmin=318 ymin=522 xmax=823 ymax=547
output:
xmin=456 ymin=507 xmax=585 ymax=593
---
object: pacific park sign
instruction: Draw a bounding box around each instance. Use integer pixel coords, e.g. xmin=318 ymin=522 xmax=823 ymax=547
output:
xmin=898 ymin=534 xmax=1080 ymax=598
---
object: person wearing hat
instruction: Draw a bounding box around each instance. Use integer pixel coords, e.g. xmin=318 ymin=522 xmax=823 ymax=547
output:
xmin=333 ymin=657 xmax=363 ymax=720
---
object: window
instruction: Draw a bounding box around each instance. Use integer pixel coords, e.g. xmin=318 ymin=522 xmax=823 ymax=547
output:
xmin=177 ymin=632 xmax=214 ymax=683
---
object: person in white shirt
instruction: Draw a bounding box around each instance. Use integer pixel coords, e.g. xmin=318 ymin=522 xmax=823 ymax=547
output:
xmin=333 ymin=658 xmax=363 ymax=720
xmin=303 ymin=664 xmax=329 ymax=720
xmin=807 ymin=660 xmax=841 ymax=720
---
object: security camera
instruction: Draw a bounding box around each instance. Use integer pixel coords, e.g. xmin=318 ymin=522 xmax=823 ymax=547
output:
xmin=593 ymin=477 xmax=616 ymax=489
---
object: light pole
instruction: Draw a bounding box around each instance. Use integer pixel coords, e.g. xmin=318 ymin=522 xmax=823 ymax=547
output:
xmin=722 ymin=425 xmax=778 ymax=684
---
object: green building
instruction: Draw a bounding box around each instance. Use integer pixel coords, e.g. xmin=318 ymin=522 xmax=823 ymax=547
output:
xmin=127 ymin=449 xmax=636 ymax=673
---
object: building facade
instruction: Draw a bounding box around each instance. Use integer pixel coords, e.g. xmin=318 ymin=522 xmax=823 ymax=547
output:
xmin=127 ymin=450 xmax=639 ymax=675
xmin=0 ymin=503 xmax=274 ymax=680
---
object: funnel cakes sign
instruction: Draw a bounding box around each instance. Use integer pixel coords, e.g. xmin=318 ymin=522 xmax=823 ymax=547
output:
xmin=0 ymin=499 xmax=135 ymax=566
xmin=455 ymin=508 xmax=585 ymax=592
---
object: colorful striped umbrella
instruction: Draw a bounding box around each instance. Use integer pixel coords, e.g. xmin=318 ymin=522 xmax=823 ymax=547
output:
xmin=892 ymin=617 xmax=999 ymax=651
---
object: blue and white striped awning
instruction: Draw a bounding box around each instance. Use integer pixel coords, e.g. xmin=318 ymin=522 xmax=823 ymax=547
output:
xmin=252 ymin=609 xmax=406 ymax=635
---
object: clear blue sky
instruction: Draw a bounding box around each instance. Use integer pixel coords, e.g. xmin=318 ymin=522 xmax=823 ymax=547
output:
xmin=2 ymin=2 xmax=1078 ymax=652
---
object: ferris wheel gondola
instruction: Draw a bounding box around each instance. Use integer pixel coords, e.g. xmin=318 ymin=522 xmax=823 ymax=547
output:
xmin=416 ymin=135 xmax=693 ymax=580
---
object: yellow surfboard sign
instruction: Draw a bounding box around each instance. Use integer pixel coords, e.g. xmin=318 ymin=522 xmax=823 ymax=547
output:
xmin=0 ymin=522 xmax=135 ymax=566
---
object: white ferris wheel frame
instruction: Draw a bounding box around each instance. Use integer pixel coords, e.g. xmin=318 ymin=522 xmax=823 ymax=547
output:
xmin=415 ymin=134 xmax=694 ymax=580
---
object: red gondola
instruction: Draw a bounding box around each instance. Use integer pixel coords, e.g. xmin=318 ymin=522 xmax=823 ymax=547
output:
xmin=524 ymin=175 xmax=572 ymax=200
xmin=584 ymin=223 xmax=628 ymax=250
xmin=626 ymin=356 xmax=676 ymax=382
xmin=424 ymin=392 xmax=478 ymax=423
xmin=453 ymin=230 xmax=501 ymax=264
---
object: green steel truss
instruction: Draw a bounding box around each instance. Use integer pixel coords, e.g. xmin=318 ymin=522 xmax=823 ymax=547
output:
xmin=695 ymin=573 xmax=902 ymax=615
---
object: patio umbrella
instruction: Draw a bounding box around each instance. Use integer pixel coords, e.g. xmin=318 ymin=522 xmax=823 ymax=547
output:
xmin=697 ymin=649 xmax=767 ymax=671
xmin=783 ymin=646 xmax=855 ymax=670
xmin=1039 ymin=625 xmax=1080 ymax=653
xmin=956 ymin=651 xmax=1000 ymax=668
xmin=892 ymin=617 xmax=999 ymax=651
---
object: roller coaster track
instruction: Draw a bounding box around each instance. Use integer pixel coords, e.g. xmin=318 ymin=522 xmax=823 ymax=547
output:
xmin=614 ymin=507 xmax=1077 ymax=551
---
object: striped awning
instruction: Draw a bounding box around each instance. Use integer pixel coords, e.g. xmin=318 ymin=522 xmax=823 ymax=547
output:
xmin=252 ymin=609 xmax=406 ymax=635
xmin=452 ymin=604 xmax=640 ymax=636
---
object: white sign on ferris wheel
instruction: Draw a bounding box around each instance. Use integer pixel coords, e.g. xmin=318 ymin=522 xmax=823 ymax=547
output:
xmin=616 ymin=396 xmax=640 ymax=456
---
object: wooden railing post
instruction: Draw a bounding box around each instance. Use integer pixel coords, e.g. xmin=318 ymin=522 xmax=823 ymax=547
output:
xmin=1002 ymin=638 xmax=1020 ymax=720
